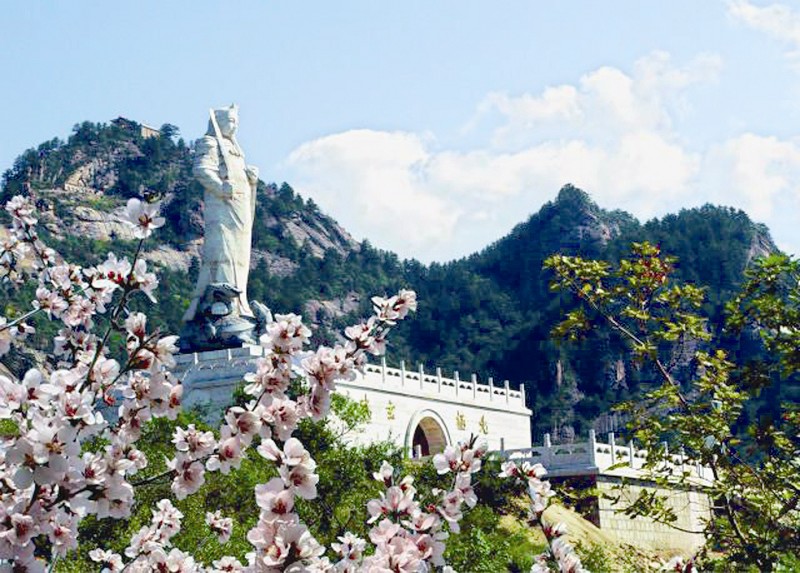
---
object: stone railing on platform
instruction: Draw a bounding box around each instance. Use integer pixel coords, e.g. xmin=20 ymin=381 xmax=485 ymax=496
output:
xmin=502 ymin=430 xmax=713 ymax=484
xmin=173 ymin=346 xmax=531 ymax=417
xmin=349 ymin=357 xmax=529 ymax=414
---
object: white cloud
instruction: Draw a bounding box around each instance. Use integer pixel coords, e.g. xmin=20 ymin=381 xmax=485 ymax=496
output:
xmin=728 ymin=1 xmax=800 ymax=62
xmin=704 ymin=133 xmax=800 ymax=219
xmin=476 ymin=85 xmax=582 ymax=129
xmin=285 ymin=129 xmax=461 ymax=260
xmin=282 ymin=51 xmax=800 ymax=262
xmin=473 ymin=51 xmax=722 ymax=148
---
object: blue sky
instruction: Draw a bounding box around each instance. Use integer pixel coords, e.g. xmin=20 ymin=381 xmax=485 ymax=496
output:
xmin=3 ymin=1 xmax=800 ymax=262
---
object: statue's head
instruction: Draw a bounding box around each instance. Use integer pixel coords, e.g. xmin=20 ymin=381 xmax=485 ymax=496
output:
xmin=211 ymin=104 xmax=239 ymax=137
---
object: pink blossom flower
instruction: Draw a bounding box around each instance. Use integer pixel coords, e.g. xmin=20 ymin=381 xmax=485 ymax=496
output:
xmin=206 ymin=429 xmax=243 ymax=474
xmin=89 ymin=548 xmax=124 ymax=572
xmin=246 ymin=516 xmax=279 ymax=550
xmin=0 ymin=373 xmax=27 ymax=415
xmin=277 ymin=522 xmax=325 ymax=562
xmin=344 ymin=319 xmax=376 ymax=349
xmin=302 ymin=345 xmax=356 ymax=388
xmin=263 ymin=313 xmax=311 ymax=353
xmin=173 ymin=425 xmax=215 ymax=460
xmin=210 ymin=556 xmax=244 ymax=572
xmin=122 ymin=198 xmax=165 ymax=239
xmin=5 ymin=195 xmax=37 ymax=226
xmin=254 ymin=477 xmax=295 ymax=520
xmin=0 ymin=317 xmax=12 ymax=357
xmin=151 ymin=499 xmax=183 ymax=542
xmin=96 ymin=252 xmax=132 ymax=286
xmin=6 ymin=513 xmax=38 ymax=546
xmin=454 ymin=473 xmax=477 ymax=508
xmin=132 ymin=259 xmax=159 ymax=302
xmin=256 ymin=438 xmax=282 ymax=463
xmin=95 ymin=476 xmax=134 ymax=519
xmin=125 ymin=524 xmax=159 ymax=558
xmin=205 ymin=510 xmax=233 ymax=543
xmin=263 ymin=398 xmax=300 ymax=441
xmin=438 ymin=490 xmax=464 ymax=533
xmin=243 ymin=352 xmax=292 ymax=398
xmin=368 ymin=519 xmax=401 ymax=545
xmin=279 ymin=462 xmax=319 ymax=500
xmin=373 ymin=460 xmax=394 ymax=486
xmin=332 ymin=532 xmax=367 ymax=570
xmin=154 ymin=335 xmax=179 ymax=368
xmin=528 ymin=478 xmax=555 ymax=514
xmin=432 ymin=446 xmax=460 ymax=475
xmin=224 ymin=407 xmax=261 ymax=445
xmin=394 ymin=289 xmax=418 ymax=319
xmin=33 ymin=287 xmax=69 ymax=318
xmin=521 ymin=461 xmax=548 ymax=480
xmin=371 ymin=289 xmax=417 ymax=325
xmin=167 ymin=454 xmax=205 ymax=500
xmin=498 ymin=460 xmax=520 ymax=478
xmin=402 ymin=509 xmax=440 ymax=533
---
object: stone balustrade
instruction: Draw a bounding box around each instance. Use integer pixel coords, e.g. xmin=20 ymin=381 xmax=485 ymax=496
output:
xmin=502 ymin=430 xmax=714 ymax=484
xmin=353 ymin=357 xmax=528 ymax=413
xmin=173 ymin=346 xmax=531 ymax=421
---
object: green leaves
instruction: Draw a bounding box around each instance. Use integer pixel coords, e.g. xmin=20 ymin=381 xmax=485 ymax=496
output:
xmin=545 ymin=242 xmax=710 ymax=362
xmin=0 ymin=418 xmax=19 ymax=437
xmin=552 ymin=309 xmax=591 ymax=341
xmin=548 ymin=242 xmax=800 ymax=570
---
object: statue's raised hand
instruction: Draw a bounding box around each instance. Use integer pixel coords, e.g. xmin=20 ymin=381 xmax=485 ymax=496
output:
xmin=246 ymin=165 xmax=259 ymax=186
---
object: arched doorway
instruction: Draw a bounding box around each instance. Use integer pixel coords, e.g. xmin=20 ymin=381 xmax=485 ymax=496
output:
xmin=406 ymin=411 xmax=450 ymax=458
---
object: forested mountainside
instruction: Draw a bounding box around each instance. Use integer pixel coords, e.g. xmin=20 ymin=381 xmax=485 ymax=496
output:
xmin=1 ymin=119 xmax=790 ymax=437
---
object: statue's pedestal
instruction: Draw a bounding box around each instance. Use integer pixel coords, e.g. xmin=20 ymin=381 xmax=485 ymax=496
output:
xmin=173 ymin=345 xmax=266 ymax=421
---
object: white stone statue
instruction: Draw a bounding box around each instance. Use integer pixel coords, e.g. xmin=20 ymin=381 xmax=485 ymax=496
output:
xmin=181 ymin=105 xmax=270 ymax=351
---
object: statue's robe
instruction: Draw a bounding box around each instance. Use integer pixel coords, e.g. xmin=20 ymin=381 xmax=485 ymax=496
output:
xmin=183 ymin=133 xmax=256 ymax=321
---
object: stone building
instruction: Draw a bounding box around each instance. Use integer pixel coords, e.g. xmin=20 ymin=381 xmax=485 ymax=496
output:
xmin=111 ymin=117 xmax=161 ymax=139
xmin=173 ymin=345 xmax=533 ymax=456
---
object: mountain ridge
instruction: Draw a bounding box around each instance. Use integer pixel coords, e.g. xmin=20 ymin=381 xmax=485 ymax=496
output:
xmin=0 ymin=118 xmax=782 ymax=436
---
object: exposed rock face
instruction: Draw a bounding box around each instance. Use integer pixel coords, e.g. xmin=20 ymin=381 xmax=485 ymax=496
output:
xmin=34 ymin=180 xmax=357 ymax=280
xmin=251 ymin=250 xmax=298 ymax=278
xmin=70 ymin=204 xmax=135 ymax=241
xmin=553 ymin=184 xmax=627 ymax=249
xmin=746 ymin=226 xmax=778 ymax=265
xmin=284 ymin=212 xmax=358 ymax=258
xmin=573 ymin=210 xmax=614 ymax=245
xmin=304 ymin=292 xmax=361 ymax=323
xmin=63 ymin=158 xmax=118 ymax=193
xmin=61 ymin=140 xmax=142 ymax=194
xmin=144 ymin=242 xmax=202 ymax=273
xmin=32 ymin=188 xmax=134 ymax=242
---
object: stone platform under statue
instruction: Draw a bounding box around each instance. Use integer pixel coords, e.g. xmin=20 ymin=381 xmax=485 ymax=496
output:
xmin=173 ymin=345 xmax=265 ymax=420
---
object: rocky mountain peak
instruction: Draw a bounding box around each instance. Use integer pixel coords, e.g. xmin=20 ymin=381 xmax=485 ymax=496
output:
xmin=554 ymin=183 xmax=595 ymax=211
xmin=547 ymin=184 xmax=619 ymax=249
